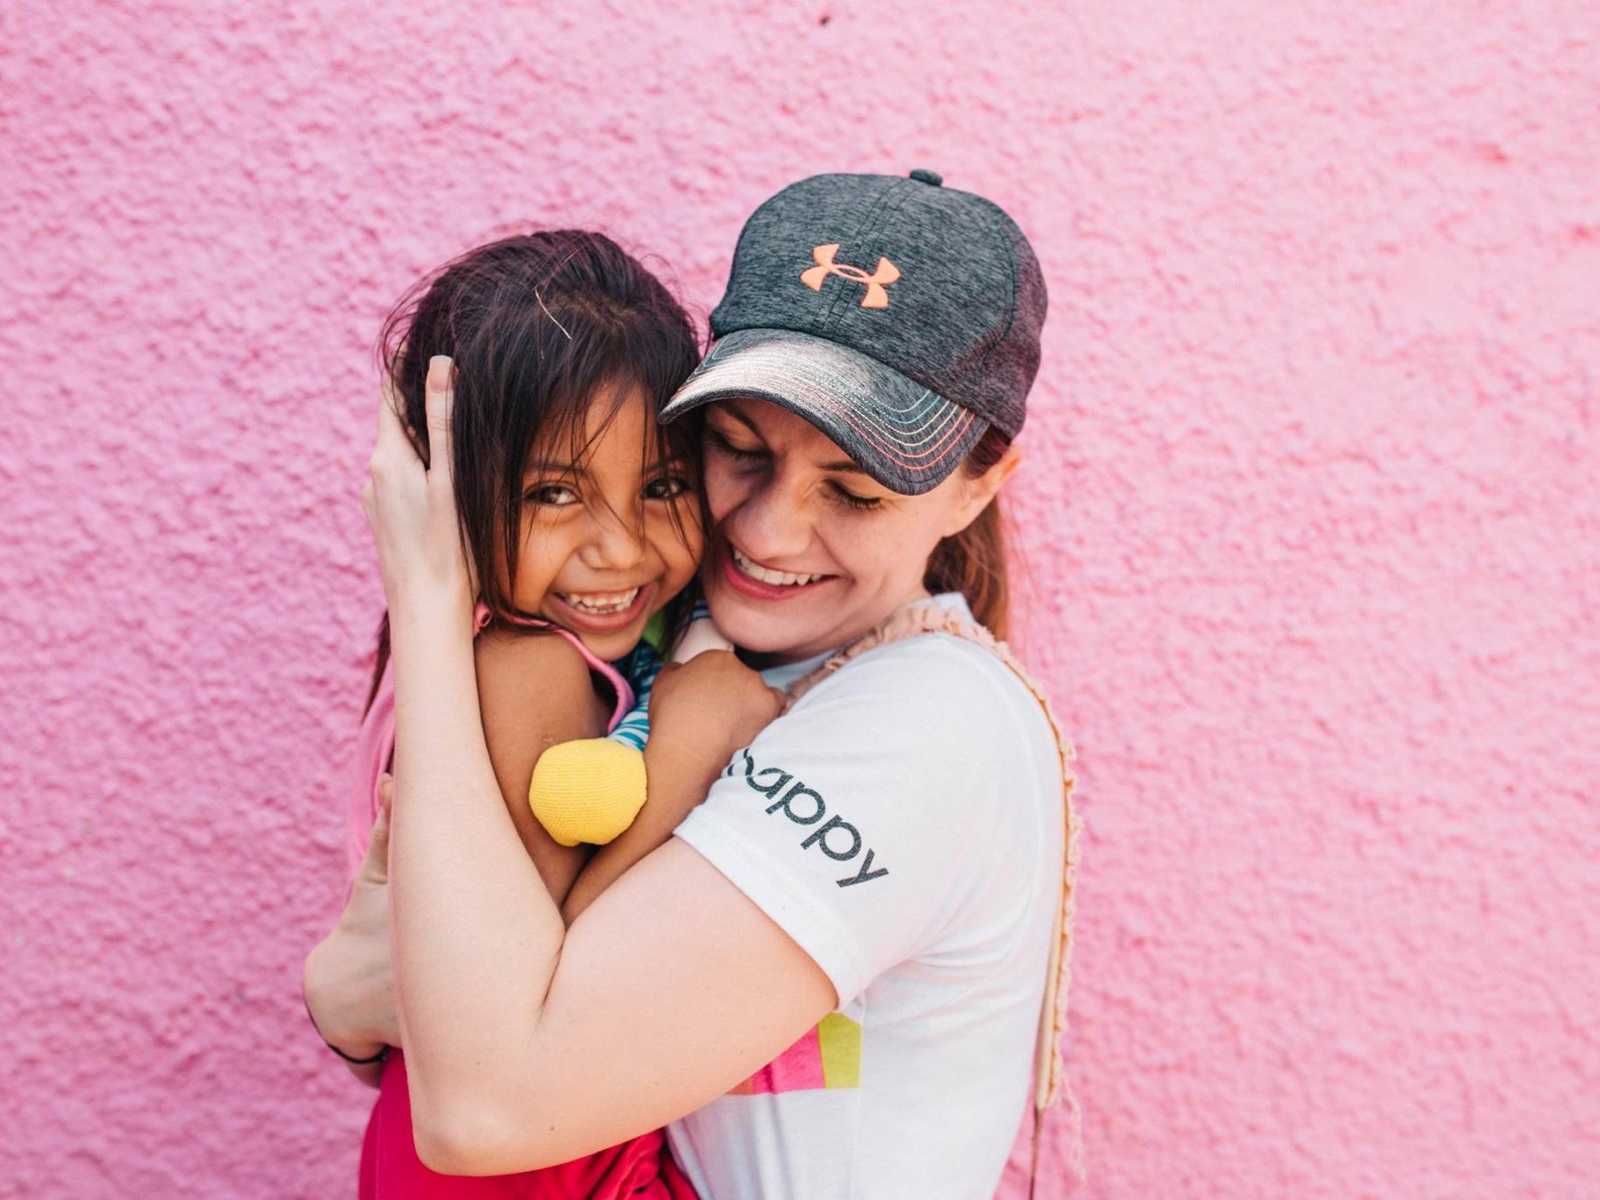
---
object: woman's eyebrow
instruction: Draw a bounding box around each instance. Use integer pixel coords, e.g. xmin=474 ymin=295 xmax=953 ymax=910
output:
xmin=717 ymin=407 xmax=764 ymax=437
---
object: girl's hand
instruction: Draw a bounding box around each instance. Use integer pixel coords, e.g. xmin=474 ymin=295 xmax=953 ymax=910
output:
xmin=360 ymin=357 xmax=474 ymax=619
xmin=649 ymin=650 xmax=784 ymax=764
xmin=304 ymin=790 xmax=402 ymax=1066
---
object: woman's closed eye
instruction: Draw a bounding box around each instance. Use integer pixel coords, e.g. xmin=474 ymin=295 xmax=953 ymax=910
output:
xmin=705 ymin=427 xmax=767 ymax=463
xmin=826 ymin=481 xmax=882 ymax=512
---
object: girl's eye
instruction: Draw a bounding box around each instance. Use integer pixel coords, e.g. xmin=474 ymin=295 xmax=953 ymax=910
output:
xmin=643 ymin=473 xmax=693 ymax=501
xmin=526 ymin=482 xmax=581 ymax=507
xmin=706 ymin=428 xmax=767 ymax=463
xmin=828 ymin=482 xmax=882 ymax=512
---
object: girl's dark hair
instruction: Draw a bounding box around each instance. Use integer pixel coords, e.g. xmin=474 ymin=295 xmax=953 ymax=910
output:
xmin=923 ymin=427 xmax=1013 ymax=640
xmin=363 ymin=230 xmax=702 ymax=714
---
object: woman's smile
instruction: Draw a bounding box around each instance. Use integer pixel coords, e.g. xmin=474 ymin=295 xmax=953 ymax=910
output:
xmin=720 ymin=541 xmax=838 ymax=601
xmin=697 ymin=398 xmax=987 ymax=662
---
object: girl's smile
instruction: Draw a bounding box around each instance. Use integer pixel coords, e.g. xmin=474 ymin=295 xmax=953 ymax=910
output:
xmin=508 ymin=381 xmax=702 ymax=661
xmin=545 ymin=581 xmax=658 ymax=634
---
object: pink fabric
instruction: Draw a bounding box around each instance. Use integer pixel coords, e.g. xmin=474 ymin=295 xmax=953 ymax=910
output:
xmin=350 ymin=606 xmax=684 ymax=1199
xmin=346 ymin=605 xmax=634 ymax=873
xmin=360 ymin=1052 xmax=696 ymax=1200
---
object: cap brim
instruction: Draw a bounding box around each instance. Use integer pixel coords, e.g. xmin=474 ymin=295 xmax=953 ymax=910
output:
xmin=660 ymin=328 xmax=985 ymax=495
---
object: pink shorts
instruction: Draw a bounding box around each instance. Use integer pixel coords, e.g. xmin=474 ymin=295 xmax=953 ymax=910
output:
xmin=358 ymin=1050 xmax=697 ymax=1200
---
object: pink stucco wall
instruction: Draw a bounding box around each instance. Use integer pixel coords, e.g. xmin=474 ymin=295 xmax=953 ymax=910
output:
xmin=4 ymin=2 xmax=1597 ymax=1196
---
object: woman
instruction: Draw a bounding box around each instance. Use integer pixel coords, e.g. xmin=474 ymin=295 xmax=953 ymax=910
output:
xmin=310 ymin=170 xmax=1080 ymax=1198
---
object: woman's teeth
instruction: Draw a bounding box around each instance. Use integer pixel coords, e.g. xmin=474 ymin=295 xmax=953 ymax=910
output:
xmin=731 ymin=547 xmax=825 ymax=587
xmin=558 ymin=587 xmax=641 ymax=614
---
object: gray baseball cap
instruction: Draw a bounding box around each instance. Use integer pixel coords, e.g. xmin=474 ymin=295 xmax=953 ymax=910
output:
xmin=660 ymin=169 xmax=1047 ymax=494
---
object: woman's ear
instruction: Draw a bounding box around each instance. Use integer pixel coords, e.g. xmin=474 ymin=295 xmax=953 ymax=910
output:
xmin=942 ymin=443 xmax=1023 ymax=537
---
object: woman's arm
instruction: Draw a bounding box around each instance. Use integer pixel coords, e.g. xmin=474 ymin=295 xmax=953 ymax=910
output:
xmin=390 ymin=605 xmax=822 ymax=1171
xmin=367 ymin=363 xmax=833 ymax=1172
xmin=300 ymin=615 xmax=600 ymax=1083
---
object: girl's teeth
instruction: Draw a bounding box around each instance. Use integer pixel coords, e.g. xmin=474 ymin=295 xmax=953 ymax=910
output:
xmin=560 ymin=587 xmax=640 ymax=614
xmin=732 ymin=548 xmax=823 ymax=587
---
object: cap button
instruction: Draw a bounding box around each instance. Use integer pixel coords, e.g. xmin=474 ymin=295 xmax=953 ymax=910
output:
xmin=908 ymin=168 xmax=943 ymax=187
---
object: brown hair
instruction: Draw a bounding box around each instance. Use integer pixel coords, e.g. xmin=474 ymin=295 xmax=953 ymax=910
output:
xmin=922 ymin=426 xmax=1013 ymax=640
xmin=363 ymin=230 xmax=702 ymax=713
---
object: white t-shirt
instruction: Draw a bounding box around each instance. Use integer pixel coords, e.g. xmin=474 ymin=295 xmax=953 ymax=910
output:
xmin=668 ymin=594 xmax=1064 ymax=1200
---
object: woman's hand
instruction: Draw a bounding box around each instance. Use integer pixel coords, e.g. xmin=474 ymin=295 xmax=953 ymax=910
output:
xmin=360 ymin=356 xmax=474 ymax=621
xmin=649 ymin=650 xmax=785 ymax=765
xmin=303 ymin=793 xmax=401 ymax=1075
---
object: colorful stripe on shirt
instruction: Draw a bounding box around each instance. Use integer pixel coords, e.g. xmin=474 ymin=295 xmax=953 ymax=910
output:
xmin=606 ymin=598 xmax=711 ymax=751
xmin=727 ymin=1013 xmax=862 ymax=1094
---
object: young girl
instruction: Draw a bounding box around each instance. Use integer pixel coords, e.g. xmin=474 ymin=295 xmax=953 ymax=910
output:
xmin=320 ymin=229 xmax=708 ymax=1198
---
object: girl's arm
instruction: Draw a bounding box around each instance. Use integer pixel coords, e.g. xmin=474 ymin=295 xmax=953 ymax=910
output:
xmin=559 ymin=655 xmax=782 ymax=924
xmin=368 ymin=363 xmax=833 ymax=1172
xmin=476 ymin=626 xmax=604 ymax=907
xmin=553 ymin=746 xmax=704 ymax=924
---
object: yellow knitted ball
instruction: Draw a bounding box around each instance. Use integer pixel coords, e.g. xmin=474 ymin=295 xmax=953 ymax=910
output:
xmin=528 ymin=739 xmax=648 ymax=847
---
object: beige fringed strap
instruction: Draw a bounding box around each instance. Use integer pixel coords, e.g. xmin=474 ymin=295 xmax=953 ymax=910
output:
xmin=787 ymin=604 xmax=1083 ymax=1121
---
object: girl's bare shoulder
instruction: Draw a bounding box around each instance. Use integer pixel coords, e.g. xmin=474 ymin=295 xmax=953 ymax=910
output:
xmin=475 ymin=625 xmax=608 ymax=741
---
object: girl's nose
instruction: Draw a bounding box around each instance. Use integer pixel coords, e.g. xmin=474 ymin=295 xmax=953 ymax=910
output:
xmin=581 ymin=505 xmax=647 ymax=571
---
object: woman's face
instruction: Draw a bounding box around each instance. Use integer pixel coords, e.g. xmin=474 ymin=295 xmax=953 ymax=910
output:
xmin=698 ymin=397 xmax=1003 ymax=663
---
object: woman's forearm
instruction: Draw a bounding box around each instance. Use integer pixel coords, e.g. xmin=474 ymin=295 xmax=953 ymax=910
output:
xmin=387 ymin=596 xmax=566 ymax=1118
xmin=381 ymin=594 xmax=802 ymax=1169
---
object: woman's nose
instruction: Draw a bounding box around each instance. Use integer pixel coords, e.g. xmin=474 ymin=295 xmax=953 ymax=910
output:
xmin=728 ymin=481 xmax=813 ymax=561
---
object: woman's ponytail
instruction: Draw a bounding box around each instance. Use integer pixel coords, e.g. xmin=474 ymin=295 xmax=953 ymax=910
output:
xmin=923 ymin=426 xmax=1013 ymax=641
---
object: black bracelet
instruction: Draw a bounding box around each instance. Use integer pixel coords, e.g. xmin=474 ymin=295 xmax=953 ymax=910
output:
xmin=304 ymin=995 xmax=389 ymax=1065
xmin=327 ymin=1039 xmax=389 ymax=1066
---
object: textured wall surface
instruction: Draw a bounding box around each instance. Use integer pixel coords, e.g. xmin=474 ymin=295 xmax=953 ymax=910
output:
xmin=3 ymin=2 xmax=1597 ymax=1196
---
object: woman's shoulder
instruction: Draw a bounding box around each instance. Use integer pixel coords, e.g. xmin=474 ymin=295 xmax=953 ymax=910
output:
xmin=773 ymin=629 xmax=1058 ymax=821
xmin=798 ymin=626 xmax=1044 ymax=743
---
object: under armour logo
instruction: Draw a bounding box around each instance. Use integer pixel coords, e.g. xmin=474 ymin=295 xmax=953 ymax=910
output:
xmin=800 ymin=243 xmax=900 ymax=309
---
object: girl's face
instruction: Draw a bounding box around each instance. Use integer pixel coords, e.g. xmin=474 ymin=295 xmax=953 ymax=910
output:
xmin=510 ymin=382 xmax=702 ymax=661
xmin=698 ymin=397 xmax=1006 ymax=664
